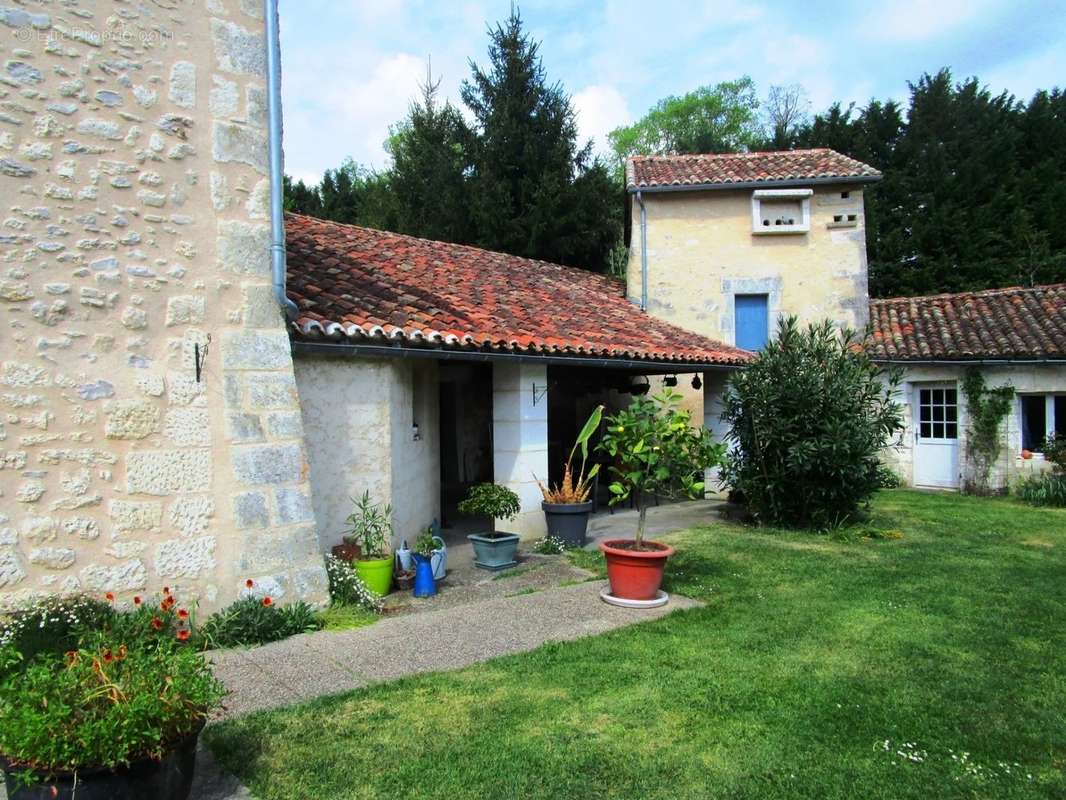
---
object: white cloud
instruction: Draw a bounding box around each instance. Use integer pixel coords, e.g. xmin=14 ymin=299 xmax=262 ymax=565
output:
xmin=861 ymin=0 xmax=1002 ymax=42
xmin=572 ymin=84 xmax=631 ymax=156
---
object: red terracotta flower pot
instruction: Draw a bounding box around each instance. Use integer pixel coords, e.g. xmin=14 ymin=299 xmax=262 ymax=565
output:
xmin=599 ymin=539 xmax=674 ymax=600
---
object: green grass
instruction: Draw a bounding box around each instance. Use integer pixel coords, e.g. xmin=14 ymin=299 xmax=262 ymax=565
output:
xmin=206 ymin=491 xmax=1066 ymax=799
xmin=314 ymin=604 xmax=379 ymax=632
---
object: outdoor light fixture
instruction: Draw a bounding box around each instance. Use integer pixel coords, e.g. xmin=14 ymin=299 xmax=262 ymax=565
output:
xmin=691 ymin=375 xmax=702 ymax=390
xmin=663 ymin=375 xmax=678 ymax=387
xmin=631 ymin=376 xmax=651 ymax=396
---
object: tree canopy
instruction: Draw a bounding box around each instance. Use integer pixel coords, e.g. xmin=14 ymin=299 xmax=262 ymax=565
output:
xmin=607 ymin=77 xmax=762 ymax=168
xmin=285 ymin=10 xmax=619 ymax=273
xmin=794 ymin=69 xmax=1066 ymax=296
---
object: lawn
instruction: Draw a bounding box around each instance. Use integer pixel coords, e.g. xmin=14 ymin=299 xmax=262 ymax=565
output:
xmin=205 ymin=490 xmax=1066 ymax=799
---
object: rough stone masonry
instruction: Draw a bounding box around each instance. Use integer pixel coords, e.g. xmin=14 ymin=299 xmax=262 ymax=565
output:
xmin=0 ymin=0 xmax=327 ymax=612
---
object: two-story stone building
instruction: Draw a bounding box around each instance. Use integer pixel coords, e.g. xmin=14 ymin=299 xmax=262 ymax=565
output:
xmin=624 ymin=149 xmax=1065 ymax=491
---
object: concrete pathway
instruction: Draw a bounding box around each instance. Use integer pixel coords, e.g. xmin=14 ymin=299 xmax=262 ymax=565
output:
xmin=207 ymin=579 xmax=700 ymax=719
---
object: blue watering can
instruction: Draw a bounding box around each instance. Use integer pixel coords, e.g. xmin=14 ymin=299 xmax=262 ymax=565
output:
xmin=412 ymin=553 xmax=436 ymax=597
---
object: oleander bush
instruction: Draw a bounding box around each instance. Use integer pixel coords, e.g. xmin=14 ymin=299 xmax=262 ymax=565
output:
xmin=721 ymin=317 xmax=903 ymax=529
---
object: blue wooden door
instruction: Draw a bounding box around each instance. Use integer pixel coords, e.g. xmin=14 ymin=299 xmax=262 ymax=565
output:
xmin=735 ymin=294 xmax=769 ymax=350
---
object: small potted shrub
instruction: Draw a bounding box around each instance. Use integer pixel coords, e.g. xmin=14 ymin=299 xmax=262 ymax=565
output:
xmin=411 ymin=530 xmax=438 ymax=597
xmin=458 ymin=483 xmax=522 ymax=570
xmin=537 ymin=405 xmax=603 ymax=547
xmin=344 ymin=491 xmax=394 ymax=597
xmin=597 ymin=389 xmax=724 ymax=604
xmin=0 ymin=591 xmax=225 ymax=800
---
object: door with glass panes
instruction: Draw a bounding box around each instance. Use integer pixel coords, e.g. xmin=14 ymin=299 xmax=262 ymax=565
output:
xmin=913 ymin=383 xmax=960 ymax=488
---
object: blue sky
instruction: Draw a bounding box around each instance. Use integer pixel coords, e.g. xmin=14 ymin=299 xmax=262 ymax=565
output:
xmin=279 ymin=0 xmax=1066 ymax=183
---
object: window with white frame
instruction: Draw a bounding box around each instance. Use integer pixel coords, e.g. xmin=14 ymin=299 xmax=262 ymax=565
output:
xmin=1020 ymin=393 xmax=1066 ymax=452
xmin=751 ymin=188 xmax=812 ymax=234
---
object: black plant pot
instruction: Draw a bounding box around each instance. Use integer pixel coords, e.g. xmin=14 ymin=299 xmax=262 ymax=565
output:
xmin=2 ymin=722 xmax=203 ymax=800
xmin=542 ymin=501 xmax=594 ymax=547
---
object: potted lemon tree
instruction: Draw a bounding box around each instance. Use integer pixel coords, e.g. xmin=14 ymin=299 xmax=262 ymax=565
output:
xmin=344 ymin=491 xmax=394 ymax=597
xmin=597 ymin=389 xmax=724 ymax=605
xmin=458 ymin=483 xmax=522 ymax=570
xmin=537 ymin=405 xmax=604 ymax=547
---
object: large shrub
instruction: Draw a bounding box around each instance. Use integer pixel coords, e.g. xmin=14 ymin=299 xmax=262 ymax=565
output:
xmin=721 ymin=317 xmax=903 ymax=528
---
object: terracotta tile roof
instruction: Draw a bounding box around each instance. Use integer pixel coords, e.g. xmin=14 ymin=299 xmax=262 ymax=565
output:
xmin=284 ymin=214 xmax=752 ymax=367
xmin=867 ymin=283 xmax=1066 ymax=362
xmin=626 ymin=148 xmax=881 ymax=191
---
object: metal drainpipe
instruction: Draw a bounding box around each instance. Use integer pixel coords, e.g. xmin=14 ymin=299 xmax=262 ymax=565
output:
xmin=264 ymin=0 xmax=298 ymax=319
xmin=636 ymin=190 xmax=648 ymax=311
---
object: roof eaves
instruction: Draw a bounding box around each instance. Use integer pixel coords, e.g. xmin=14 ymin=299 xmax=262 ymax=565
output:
xmin=627 ymin=173 xmax=883 ymax=194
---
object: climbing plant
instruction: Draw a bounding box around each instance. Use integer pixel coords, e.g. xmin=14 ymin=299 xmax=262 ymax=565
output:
xmin=960 ymin=369 xmax=1014 ymax=495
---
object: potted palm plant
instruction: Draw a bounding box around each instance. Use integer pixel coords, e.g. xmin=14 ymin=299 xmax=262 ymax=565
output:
xmin=596 ymin=389 xmax=725 ymax=606
xmin=344 ymin=491 xmax=394 ymax=597
xmin=458 ymin=483 xmax=522 ymax=570
xmin=537 ymin=405 xmax=604 ymax=547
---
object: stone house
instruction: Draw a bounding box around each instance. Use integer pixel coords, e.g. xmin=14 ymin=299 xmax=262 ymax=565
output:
xmin=625 ymin=150 xmax=1066 ymax=491
xmin=2 ymin=3 xmax=1061 ymax=615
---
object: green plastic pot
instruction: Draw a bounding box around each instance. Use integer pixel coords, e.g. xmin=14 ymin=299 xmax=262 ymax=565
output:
xmin=354 ymin=555 xmax=394 ymax=597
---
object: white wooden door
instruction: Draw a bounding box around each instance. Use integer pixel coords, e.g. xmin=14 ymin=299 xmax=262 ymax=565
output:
xmin=913 ymin=383 xmax=960 ymax=489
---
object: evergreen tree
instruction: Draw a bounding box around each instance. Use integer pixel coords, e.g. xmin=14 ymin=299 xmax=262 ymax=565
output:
xmin=460 ymin=8 xmax=619 ymax=270
xmin=386 ymin=69 xmax=472 ymax=244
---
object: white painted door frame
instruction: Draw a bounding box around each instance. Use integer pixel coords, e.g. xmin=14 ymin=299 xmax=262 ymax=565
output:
xmin=913 ymin=382 xmax=961 ymax=489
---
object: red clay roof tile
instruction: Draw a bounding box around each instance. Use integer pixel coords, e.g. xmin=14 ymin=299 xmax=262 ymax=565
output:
xmin=867 ymin=284 xmax=1066 ymax=361
xmin=626 ymin=148 xmax=880 ymax=190
xmin=285 ymin=214 xmax=751 ymax=367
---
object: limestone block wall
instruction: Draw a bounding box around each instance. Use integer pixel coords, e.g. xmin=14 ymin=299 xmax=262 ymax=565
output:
xmin=627 ymin=186 xmax=871 ymax=344
xmin=879 ymin=363 xmax=1065 ymax=490
xmin=294 ymin=354 xmax=440 ymax=551
xmin=0 ymin=0 xmax=326 ymax=612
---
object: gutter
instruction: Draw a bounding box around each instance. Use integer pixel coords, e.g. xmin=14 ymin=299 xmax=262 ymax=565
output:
xmin=626 ymin=174 xmax=882 ymax=195
xmin=292 ymin=340 xmax=741 ymax=374
xmin=872 ymin=358 xmax=1066 ymax=366
xmin=636 ymin=190 xmax=647 ymax=311
xmin=264 ymin=0 xmax=298 ymax=319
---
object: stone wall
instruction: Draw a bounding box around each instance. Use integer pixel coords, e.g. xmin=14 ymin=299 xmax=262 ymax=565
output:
xmin=880 ymin=363 xmax=1065 ymax=490
xmin=628 ymin=186 xmax=871 ymax=343
xmin=0 ymin=0 xmax=327 ymax=611
xmin=294 ymin=354 xmax=440 ymax=551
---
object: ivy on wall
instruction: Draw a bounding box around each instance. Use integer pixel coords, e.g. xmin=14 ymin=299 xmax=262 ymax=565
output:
xmin=961 ymin=369 xmax=1014 ymax=495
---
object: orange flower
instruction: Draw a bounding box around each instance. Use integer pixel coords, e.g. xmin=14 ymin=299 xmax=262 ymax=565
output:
xmin=161 ymin=596 xmax=175 ymax=611
xmin=162 ymin=586 xmax=171 ymax=595
xmin=261 ymin=596 xmax=273 ymax=607
xmin=105 ymin=592 xmax=115 ymax=602
xmin=177 ymin=608 xmax=189 ymax=620
xmin=64 ymin=650 xmax=77 ymax=663
xmin=102 ymin=649 xmax=113 ymax=662
xmin=245 ymin=578 xmax=254 ymax=589
xmin=117 ymin=645 xmax=128 ymax=661
xmin=176 ymin=629 xmax=190 ymax=642
xmin=133 ymin=595 xmax=142 ymax=606
xmin=150 ymin=617 xmax=163 ymax=631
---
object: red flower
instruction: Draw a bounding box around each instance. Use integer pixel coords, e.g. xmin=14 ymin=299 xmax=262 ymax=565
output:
xmin=162 ymin=586 xmax=171 ymax=595
xmin=64 ymin=650 xmax=77 ymax=663
xmin=150 ymin=617 xmax=163 ymax=631
xmin=102 ymin=649 xmax=113 ymax=662
xmin=245 ymin=578 xmax=254 ymax=589
xmin=104 ymin=592 xmax=115 ymax=602
xmin=177 ymin=608 xmax=189 ymax=620
xmin=161 ymin=596 xmax=175 ymax=611
xmin=176 ymin=629 xmax=190 ymax=642
xmin=133 ymin=595 xmax=142 ymax=606
xmin=261 ymin=596 xmax=273 ymax=607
